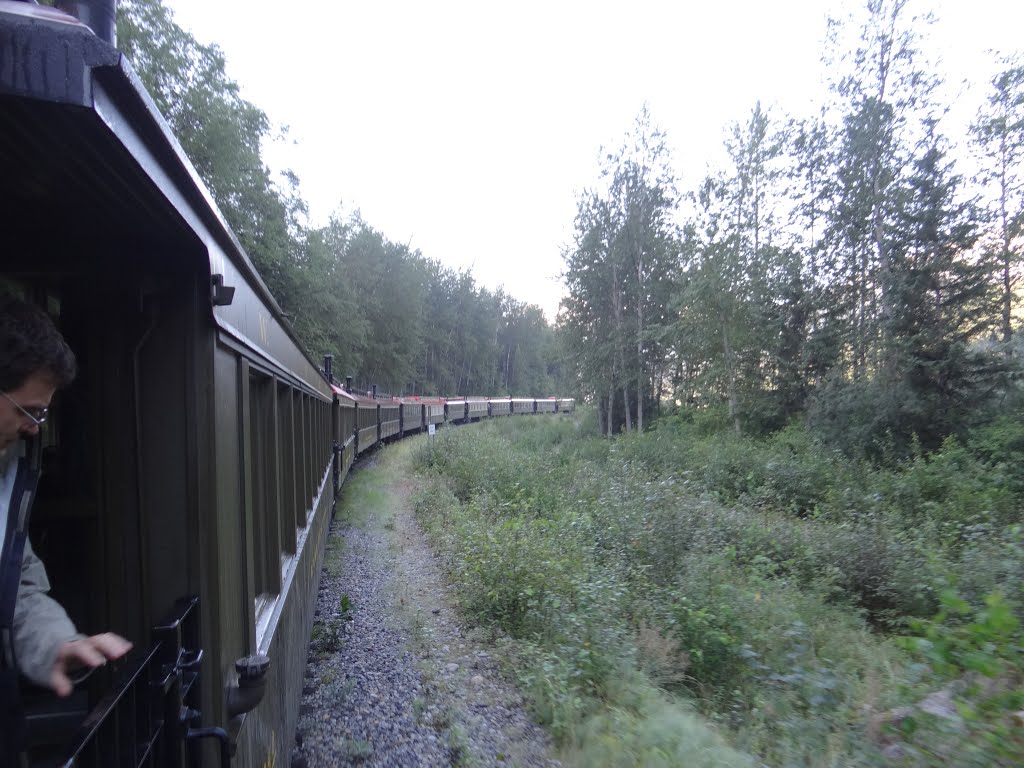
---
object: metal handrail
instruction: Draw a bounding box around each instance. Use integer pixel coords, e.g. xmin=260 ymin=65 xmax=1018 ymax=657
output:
xmin=57 ymin=596 xmax=203 ymax=768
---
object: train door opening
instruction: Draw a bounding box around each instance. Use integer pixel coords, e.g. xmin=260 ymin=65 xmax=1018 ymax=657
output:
xmin=4 ymin=269 xmax=204 ymax=764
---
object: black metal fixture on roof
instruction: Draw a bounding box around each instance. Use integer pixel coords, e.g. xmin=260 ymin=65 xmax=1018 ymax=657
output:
xmin=56 ymin=0 xmax=116 ymax=45
xmin=210 ymin=273 xmax=235 ymax=307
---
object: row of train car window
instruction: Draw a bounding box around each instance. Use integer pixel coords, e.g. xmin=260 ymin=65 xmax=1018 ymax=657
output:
xmin=244 ymin=366 xmax=331 ymax=625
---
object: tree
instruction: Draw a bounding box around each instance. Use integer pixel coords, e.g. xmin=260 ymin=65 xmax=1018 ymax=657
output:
xmin=672 ymin=103 xmax=792 ymax=433
xmin=972 ymin=55 xmax=1024 ymax=344
xmin=606 ymin=107 xmax=679 ymax=430
xmin=560 ymin=108 xmax=679 ymax=433
xmin=560 ymin=191 xmax=620 ymax=434
xmin=817 ymin=0 xmax=938 ymax=380
xmin=118 ymin=0 xmax=298 ymax=289
xmin=878 ymin=121 xmax=995 ymax=450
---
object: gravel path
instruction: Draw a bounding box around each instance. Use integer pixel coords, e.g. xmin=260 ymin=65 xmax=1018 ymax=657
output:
xmin=294 ymin=445 xmax=557 ymax=768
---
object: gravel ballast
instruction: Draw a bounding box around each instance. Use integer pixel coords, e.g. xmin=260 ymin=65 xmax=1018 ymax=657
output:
xmin=294 ymin=447 xmax=557 ymax=768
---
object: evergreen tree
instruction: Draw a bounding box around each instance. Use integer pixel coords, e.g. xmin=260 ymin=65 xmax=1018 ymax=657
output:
xmin=880 ymin=122 xmax=995 ymax=449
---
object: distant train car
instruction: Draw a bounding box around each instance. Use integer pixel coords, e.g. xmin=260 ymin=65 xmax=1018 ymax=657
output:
xmin=333 ymin=387 xmax=357 ymax=483
xmin=445 ymin=399 xmax=468 ymax=424
xmin=379 ymin=398 xmax=401 ymax=441
xmin=511 ymin=398 xmax=537 ymax=415
xmin=536 ymin=398 xmax=557 ymax=414
xmin=466 ymin=399 xmax=489 ymax=421
xmin=399 ymin=396 xmax=425 ymax=435
xmin=353 ymin=393 xmax=379 ymax=454
xmin=557 ymin=398 xmax=576 ymax=414
xmin=423 ymin=398 xmax=446 ymax=427
xmin=489 ymin=398 xmax=512 ymax=417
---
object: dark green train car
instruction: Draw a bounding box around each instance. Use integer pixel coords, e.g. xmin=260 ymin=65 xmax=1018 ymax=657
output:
xmin=379 ymin=400 xmax=401 ymax=442
xmin=1 ymin=4 xmax=335 ymax=765
xmin=398 ymin=397 xmax=425 ymax=436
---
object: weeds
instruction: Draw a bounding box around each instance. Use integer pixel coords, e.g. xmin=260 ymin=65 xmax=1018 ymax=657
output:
xmin=310 ymin=616 xmax=343 ymax=655
xmin=447 ymin=724 xmax=473 ymax=767
xmin=340 ymin=738 xmax=372 ymax=760
xmin=410 ymin=412 xmax=1024 ymax=766
xmin=896 ymin=589 xmax=1024 ymax=766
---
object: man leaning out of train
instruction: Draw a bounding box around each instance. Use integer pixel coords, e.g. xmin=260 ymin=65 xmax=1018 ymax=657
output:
xmin=0 ymin=294 xmax=132 ymax=756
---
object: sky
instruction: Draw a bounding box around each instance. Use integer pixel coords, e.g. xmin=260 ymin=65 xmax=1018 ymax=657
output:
xmin=160 ymin=0 xmax=1023 ymax=321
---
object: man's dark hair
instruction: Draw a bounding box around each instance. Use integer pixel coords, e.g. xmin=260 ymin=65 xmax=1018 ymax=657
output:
xmin=0 ymin=293 xmax=77 ymax=392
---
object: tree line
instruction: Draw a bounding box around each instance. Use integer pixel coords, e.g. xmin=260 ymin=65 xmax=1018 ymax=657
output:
xmin=114 ymin=0 xmax=563 ymax=397
xmin=561 ymin=0 xmax=1023 ymax=457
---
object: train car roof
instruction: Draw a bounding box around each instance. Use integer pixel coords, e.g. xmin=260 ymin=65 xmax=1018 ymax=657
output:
xmin=0 ymin=4 xmax=330 ymax=398
xmin=331 ymin=385 xmax=358 ymax=404
xmin=347 ymin=391 xmax=379 ymax=405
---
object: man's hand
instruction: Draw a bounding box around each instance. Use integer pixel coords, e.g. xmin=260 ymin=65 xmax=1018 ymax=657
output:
xmin=49 ymin=633 xmax=133 ymax=697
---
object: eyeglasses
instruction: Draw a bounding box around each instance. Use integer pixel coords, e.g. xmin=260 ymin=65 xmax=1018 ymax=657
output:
xmin=1 ymin=390 xmax=48 ymax=427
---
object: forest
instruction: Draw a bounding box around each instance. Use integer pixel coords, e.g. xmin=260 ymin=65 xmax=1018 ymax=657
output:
xmin=111 ymin=0 xmax=1024 ymax=763
xmin=561 ymin=4 xmax=1023 ymax=456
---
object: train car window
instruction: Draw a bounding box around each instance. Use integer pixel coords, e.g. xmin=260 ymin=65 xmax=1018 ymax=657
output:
xmin=321 ymin=400 xmax=328 ymax=453
xmin=303 ymin=393 xmax=314 ymax=507
xmin=292 ymin=389 xmax=305 ymax=530
xmin=340 ymin=401 xmax=355 ymax=451
xmin=248 ymin=371 xmax=281 ymax=602
xmin=323 ymin=401 xmax=331 ymax=467
xmin=277 ymin=383 xmax=297 ymax=554
xmin=316 ymin=398 xmax=325 ymax=483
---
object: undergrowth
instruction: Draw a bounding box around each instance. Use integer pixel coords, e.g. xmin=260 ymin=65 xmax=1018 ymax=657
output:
xmin=410 ymin=412 xmax=1024 ymax=767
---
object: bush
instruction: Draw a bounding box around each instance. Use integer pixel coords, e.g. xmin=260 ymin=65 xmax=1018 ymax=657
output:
xmin=899 ymin=590 xmax=1024 ymax=766
xmin=450 ymin=512 xmax=585 ymax=636
xmin=957 ymin=525 xmax=1024 ymax=619
xmin=968 ymin=414 xmax=1024 ymax=498
xmin=566 ymin=687 xmax=753 ymax=768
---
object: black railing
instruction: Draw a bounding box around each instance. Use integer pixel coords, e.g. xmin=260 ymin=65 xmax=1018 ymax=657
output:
xmin=58 ymin=596 xmax=203 ymax=768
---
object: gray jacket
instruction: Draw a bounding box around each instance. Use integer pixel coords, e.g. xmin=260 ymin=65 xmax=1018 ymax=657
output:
xmin=1 ymin=441 xmax=80 ymax=689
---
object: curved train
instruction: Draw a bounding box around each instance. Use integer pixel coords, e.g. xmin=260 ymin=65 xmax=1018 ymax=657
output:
xmin=0 ymin=2 xmax=572 ymax=766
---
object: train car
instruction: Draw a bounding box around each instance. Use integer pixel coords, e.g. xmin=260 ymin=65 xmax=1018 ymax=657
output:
xmin=488 ymin=398 xmax=512 ymax=417
xmin=353 ymin=393 xmax=379 ymax=454
xmin=466 ymin=399 xmax=489 ymax=422
xmin=511 ymin=398 xmax=537 ymax=415
xmin=535 ymin=398 xmax=558 ymax=414
xmin=445 ymin=399 xmax=468 ymax=424
xmin=399 ymin=397 xmax=425 ymax=435
xmin=333 ymin=386 xmax=357 ymax=484
xmin=423 ymin=398 xmax=446 ymax=428
xmin=379 ymin=399 xmax=400 ymax=442
xmin=1 ymin=4 xmax=335 ymax=766
xmin=557 ymin=398 xmax=576 ymax=414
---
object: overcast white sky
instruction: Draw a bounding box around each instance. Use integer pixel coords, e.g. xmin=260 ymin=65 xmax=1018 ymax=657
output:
xmin=160 ymin=0 xmax=1022 ymax=320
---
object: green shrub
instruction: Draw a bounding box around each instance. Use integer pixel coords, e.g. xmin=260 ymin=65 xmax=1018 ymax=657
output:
xmin=566 ymin=687 xmax=754 ymax=768
xmin=899 ymin=590 xmax=1024 ymax=766
xmin=450 ymin=512 xmax=584 ymax=636
xmin=873 ymin=437 xmax=1017 ymax=534
xmin=958 ymin=525 xmax=1024 ymax=612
